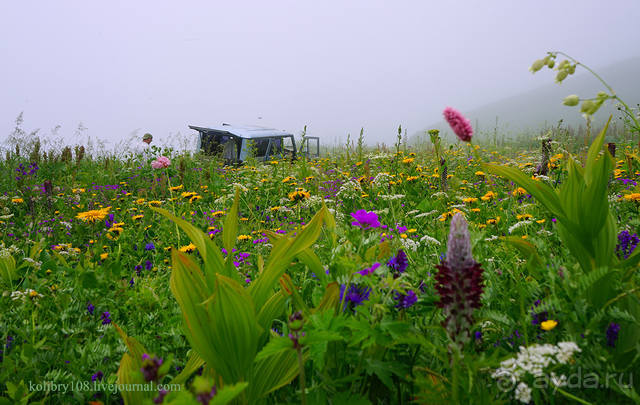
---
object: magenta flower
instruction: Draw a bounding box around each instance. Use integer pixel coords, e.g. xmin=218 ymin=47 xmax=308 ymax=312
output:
xmin=443 ymin=107 xmax=473 ymax=142
xmin=151 ymin=156 xmax=171 ymax=169
xmin=350 ymin=209 xmax=381 ymax=229
xmin=357 ymin=262 xmax=381 ymax=276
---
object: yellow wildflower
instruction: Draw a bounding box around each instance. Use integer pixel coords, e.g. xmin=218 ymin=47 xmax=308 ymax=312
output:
xmin=541 ymin=320 xmax=558 ymax=331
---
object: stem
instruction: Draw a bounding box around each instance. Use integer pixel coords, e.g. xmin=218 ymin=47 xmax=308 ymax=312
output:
xmin=555 ymin=387 xmax=593 ymax=405
xmin=552 ymin=51 xmax=640 ymax=135
xmin=165 ymin=169 xmax=181 ymax=247
xmin=296 ymin=346 xmax=307 ymax=405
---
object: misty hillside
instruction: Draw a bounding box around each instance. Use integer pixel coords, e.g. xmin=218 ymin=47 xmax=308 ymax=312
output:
xmin=414 ymin=56 xmax=640 ymax=143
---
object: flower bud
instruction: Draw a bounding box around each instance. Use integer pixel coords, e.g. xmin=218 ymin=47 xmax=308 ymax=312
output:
xmin=555 ymin=70 xmax=568 ymax=83
xmin=546 ymin=59 xmax=555 ymax=68
xmin=580 ymin=100 xmax=598 ymax=115
xmin=563 ymin=95 xmax=580 ymax=106
xmin=529 ymin=59 xmax=545 ymax=73
xmin=567 ymin=64 xmax=576 ymax=74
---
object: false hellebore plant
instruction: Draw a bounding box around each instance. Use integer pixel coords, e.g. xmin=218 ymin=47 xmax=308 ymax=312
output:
xmin=435 ymin=212 xmax=484 ymax=351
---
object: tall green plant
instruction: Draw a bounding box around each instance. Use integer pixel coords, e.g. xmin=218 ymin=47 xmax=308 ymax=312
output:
xmin=114 ymin=188 xmax=338 ymax=404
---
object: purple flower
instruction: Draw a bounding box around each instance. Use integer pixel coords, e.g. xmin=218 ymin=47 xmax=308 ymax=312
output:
xmin=357 ymin=262 xmax=380 ymax=276
xmin=350 ymin=209 xmax=381 ymax=229
xmin=145 ymin=260 xmax=153 ymax=271
xmin=91 ymin=371 xmax=104 ymax=382
xmin=606 ymin=323 xmax=621 ymax=347
xmin=443 ymin=106 xmax=473 ymax=142
xmin=100 ymin=311 xmax=111 ymax=325
xmin=530 ymin=300 xmax=548 ymax=326
xmin=145 ymin=242 xmax=155 ymax=251
xmin=135 ymin=264 xmax=142 ymax=275
xmin=141 ymin=353 xmax=164 ymax=382
xmin=616 ymin=230 xmax=639 ymax=259
xmin=129 ymin=277 xmax=135 ymax=287
xmin=387 ymin=249 xmax=408 ymax=275
xmin=154 ymin=389 xmax=169 ymax=404
xmin=87 ymin=301 xmax=95 ymax=315
xmin=196 ymin=386 xmax=218 ymax=405
xmin=340 ymin=284 xmax=372 ymax=311
xmin=394 ymin=290 xmax=418 ymax=309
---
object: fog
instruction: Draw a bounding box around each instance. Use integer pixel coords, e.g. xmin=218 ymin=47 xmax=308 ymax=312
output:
xmin=1 ymin=1 xmax=639 ymax=151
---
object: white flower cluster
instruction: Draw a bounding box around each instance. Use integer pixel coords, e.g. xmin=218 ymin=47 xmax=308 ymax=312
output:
xmin=379 ymin=194 xmax=405 ymax=201
xmin=10 ymin=289 xmax=43 ymax=302
xmin=419 ymin=234 xmax=441 ymax=245
xmin=231 ymin=183 xmax=249 ymax=193
xmin=23 ymin=257 xmax=42 ymax=269
xmin=301 ymin=195 xmax=323 ymax=209
xmin=0 ymin=243 xmax=20 ymax=258
xmin=400 ymin=238 xmax=420 ymax=252
xmin=414 ymin=210 xmax=438 ymax=219
xmin=336 ymin=180 xmax=362 ymax=200
xmin=0 ymin=213 xmax=14 ymax=220
xmin=492 ymin=342 xmax=581 ymax=403
xmin=371 ymin=172 xmax=392 ymax=190
xmin=508 ymin=220 xmax=532 ymax=234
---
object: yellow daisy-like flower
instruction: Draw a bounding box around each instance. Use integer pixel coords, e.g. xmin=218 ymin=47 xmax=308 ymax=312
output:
xmin=624 ymin=193 xmax=640 ymax=202
xmin=462 ymin=197 xmax=478 ymax=204
xmin=29 ymin=290 xmax=39 ymax=298
xmin=406 ymin=176 xmax=419 ymax=182
xmin=179 ymin=243 xmax=197 ymax=253
xmin=481 ymin=191 xmax=496 ymax=201
xmin=148 ymin=200 xmax=162 ymax=207
xmin=486 ymin=217 xmax=500 ymax=225
xmin=516 ymin=214 xmax=533 ymax=221
xmin=402 ymin=157 xmax=414 ymax=164
xmin=100 ymin=253 xmax=109 ymax=260
xmin=288 ymin=188 xmax=310 ymax=203
xmin=211 ymin=211 xmax=225 ymax=218
xmin=76 ymin=207 xmax=111 ymax=223
xmin=169 ymin=185 xmax=184 ymax=192
xmin=541 ymin=320 xmax=558 ymax=331
xmin=132 ymin=214 xmax=144 ymax=221
xmin=512 ymin=187 xmax=527 ymax=196
xmin=282 ymin=176 xmax=296 ymax=183
xmin=237 ymin=234 xmax=252 ymax=241
xmin=189 ymin=195 xmax=202 ymax=203
xmin=11 ymin=198 xmax=24 ymax=203
xmin=181 ymin=191 xmax=197 ymax=199
xmin=475 ymin=171 xmax=485 ymax=176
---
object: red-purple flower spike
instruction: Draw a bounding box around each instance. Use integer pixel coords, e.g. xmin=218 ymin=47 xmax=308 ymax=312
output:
xmin=435 ymin=213 xmax=484 ymax=349
xmin=443 ymin=107 xmax=473 ymax=142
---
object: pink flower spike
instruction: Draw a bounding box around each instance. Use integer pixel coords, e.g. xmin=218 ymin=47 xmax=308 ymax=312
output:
xmin=443 ymin=107 xmax=473 ymax=142
xmin=151 ymin=156 xmax=171 ymax=169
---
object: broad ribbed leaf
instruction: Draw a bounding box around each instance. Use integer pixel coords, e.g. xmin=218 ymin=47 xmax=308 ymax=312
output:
xmin=170 ymin=350 xmax=206 ymax=386
xmin=205 ymin=274 xmax=262 ymax=383
xmin=249 ymin=350 xmax=302 ymax=400
xmin=483 ymin=163 xmax=565 ymax=217
xmin=153 ymin=207 xmax=236 ymax=290
xmin=170 ymin=250 xmax=222 ymax=374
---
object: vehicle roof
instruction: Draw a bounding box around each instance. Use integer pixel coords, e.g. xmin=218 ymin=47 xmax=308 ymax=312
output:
xmin=189 ymin=124 xmax=293 ymax=139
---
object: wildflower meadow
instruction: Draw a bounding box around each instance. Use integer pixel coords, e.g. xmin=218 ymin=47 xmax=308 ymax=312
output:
xmin=1 ymin=55 xmax=640 ymax=404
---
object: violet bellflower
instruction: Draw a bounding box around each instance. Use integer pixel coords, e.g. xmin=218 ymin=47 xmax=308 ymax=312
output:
xmin=387 ymin=249 xmax=408 ymax=276
xmin=616 ymin=230 xmax=639 ymax=259
xmin=434 ymin=213 xmax=484 ymax=349
xmin=340 ymin=284 xmax=372 ymax=312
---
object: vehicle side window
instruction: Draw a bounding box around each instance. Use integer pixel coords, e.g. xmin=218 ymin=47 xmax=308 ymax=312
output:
xmin=253 ymin=139 xmax=270 ymax=157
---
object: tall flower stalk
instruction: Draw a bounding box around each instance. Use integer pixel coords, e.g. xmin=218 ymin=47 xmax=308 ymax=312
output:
xmin=435 ymin=213 xmax=484 ymax=350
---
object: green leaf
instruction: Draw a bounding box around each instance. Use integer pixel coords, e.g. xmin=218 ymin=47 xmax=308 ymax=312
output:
xmin=249 ymin=350 xmax=301 ymax=400
xmin=254 ymin=336 xmax=293 ymax=362
xmin=205 ymin=274 xmax=262 ymax=383
xmin=169 ymin=250 xmax=221 ymax=375
xmin=250 ymin=204 xmax=331 ymax=309
xmin=153 ymin=207 xmax=237 ymax=290
xmin=209 ymin=382 xmax=249 ymax=405
xmin=500 ymin=236 xmax=542 ymax=269
xmin=170 ymin=351 xmax=205 ymax=386
xmin=483 ymin=163 xmax=565 ymax=217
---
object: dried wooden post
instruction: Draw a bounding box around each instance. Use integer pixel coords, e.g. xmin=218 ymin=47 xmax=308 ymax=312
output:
xmin=607 ymin=142 xmax=616 ymax=158
xmin=534 ymin=138 xmax=552 ymax=176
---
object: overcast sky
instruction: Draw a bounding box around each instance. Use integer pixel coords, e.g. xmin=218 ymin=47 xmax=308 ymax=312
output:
xmin=1 ymin=1 xmax=639 ymax=150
